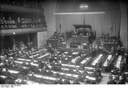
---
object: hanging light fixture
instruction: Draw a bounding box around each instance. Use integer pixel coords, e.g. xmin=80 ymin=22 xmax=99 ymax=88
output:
xmin=80 ymin=3 xmax=88 ymax=9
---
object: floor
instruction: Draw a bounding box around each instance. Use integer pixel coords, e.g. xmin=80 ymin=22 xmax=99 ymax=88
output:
xmin=99 ymin=73 xmax=110 ymax=84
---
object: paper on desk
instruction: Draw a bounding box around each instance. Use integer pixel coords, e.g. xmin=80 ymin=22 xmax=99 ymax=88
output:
xmin=115 ymin=55 xmax=122 ymax=68
xmin=17 ymin=58 xmax=31 ymax=62
xmin=38 ymin=53 xmax=50 ymax=59
xmin=8 ymin=69 xmax=19 ymax=74
xmin=103 ymin=55 xmax=112 ymax=67
xmin=86 ymin=76 xmax=96 ymax=80
xmin=81 ymin=57 xmax=91 ymax=64
xmin=72 ymin=52 xmax=79 ymax=55
xmin=91 ymin=54 xmax=103 ymax=65
xmin=0 ymin=75 xmax=7 ymax=79
xmin=15 ymin=61 xmax=23 ymax=64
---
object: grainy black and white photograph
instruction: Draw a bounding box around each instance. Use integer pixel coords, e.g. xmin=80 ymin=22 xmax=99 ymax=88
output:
xmin=0 ymin=0 xmax=127 ymax=86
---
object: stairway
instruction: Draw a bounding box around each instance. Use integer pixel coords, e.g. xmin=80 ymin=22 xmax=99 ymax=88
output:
xmin=99 ymin=73 xmax=110 ymax=84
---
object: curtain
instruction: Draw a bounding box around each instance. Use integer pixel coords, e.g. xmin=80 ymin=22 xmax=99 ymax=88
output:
xmin=84 ymin=14 xmax=106 ymax=37
xmin=56 ymin=15 xmax=83 ymax=33
xmin=120 ymin=3 xmax=127 ymax=49
xmin=111 ymin=9 xmax=121 ymax=37
xmin=55 ymin=14 xmax=110 ymax=37
xmin=55 ymin=10 xmax=121 ymax=38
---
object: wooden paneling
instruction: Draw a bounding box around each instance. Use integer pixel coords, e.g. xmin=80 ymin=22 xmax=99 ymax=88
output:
xmin=0 ymin=27 xmax=47 ymax=36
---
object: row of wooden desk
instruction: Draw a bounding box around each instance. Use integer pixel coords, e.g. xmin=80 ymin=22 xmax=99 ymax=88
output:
xmin=0 ymin=47 xmax=126 ymax=84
